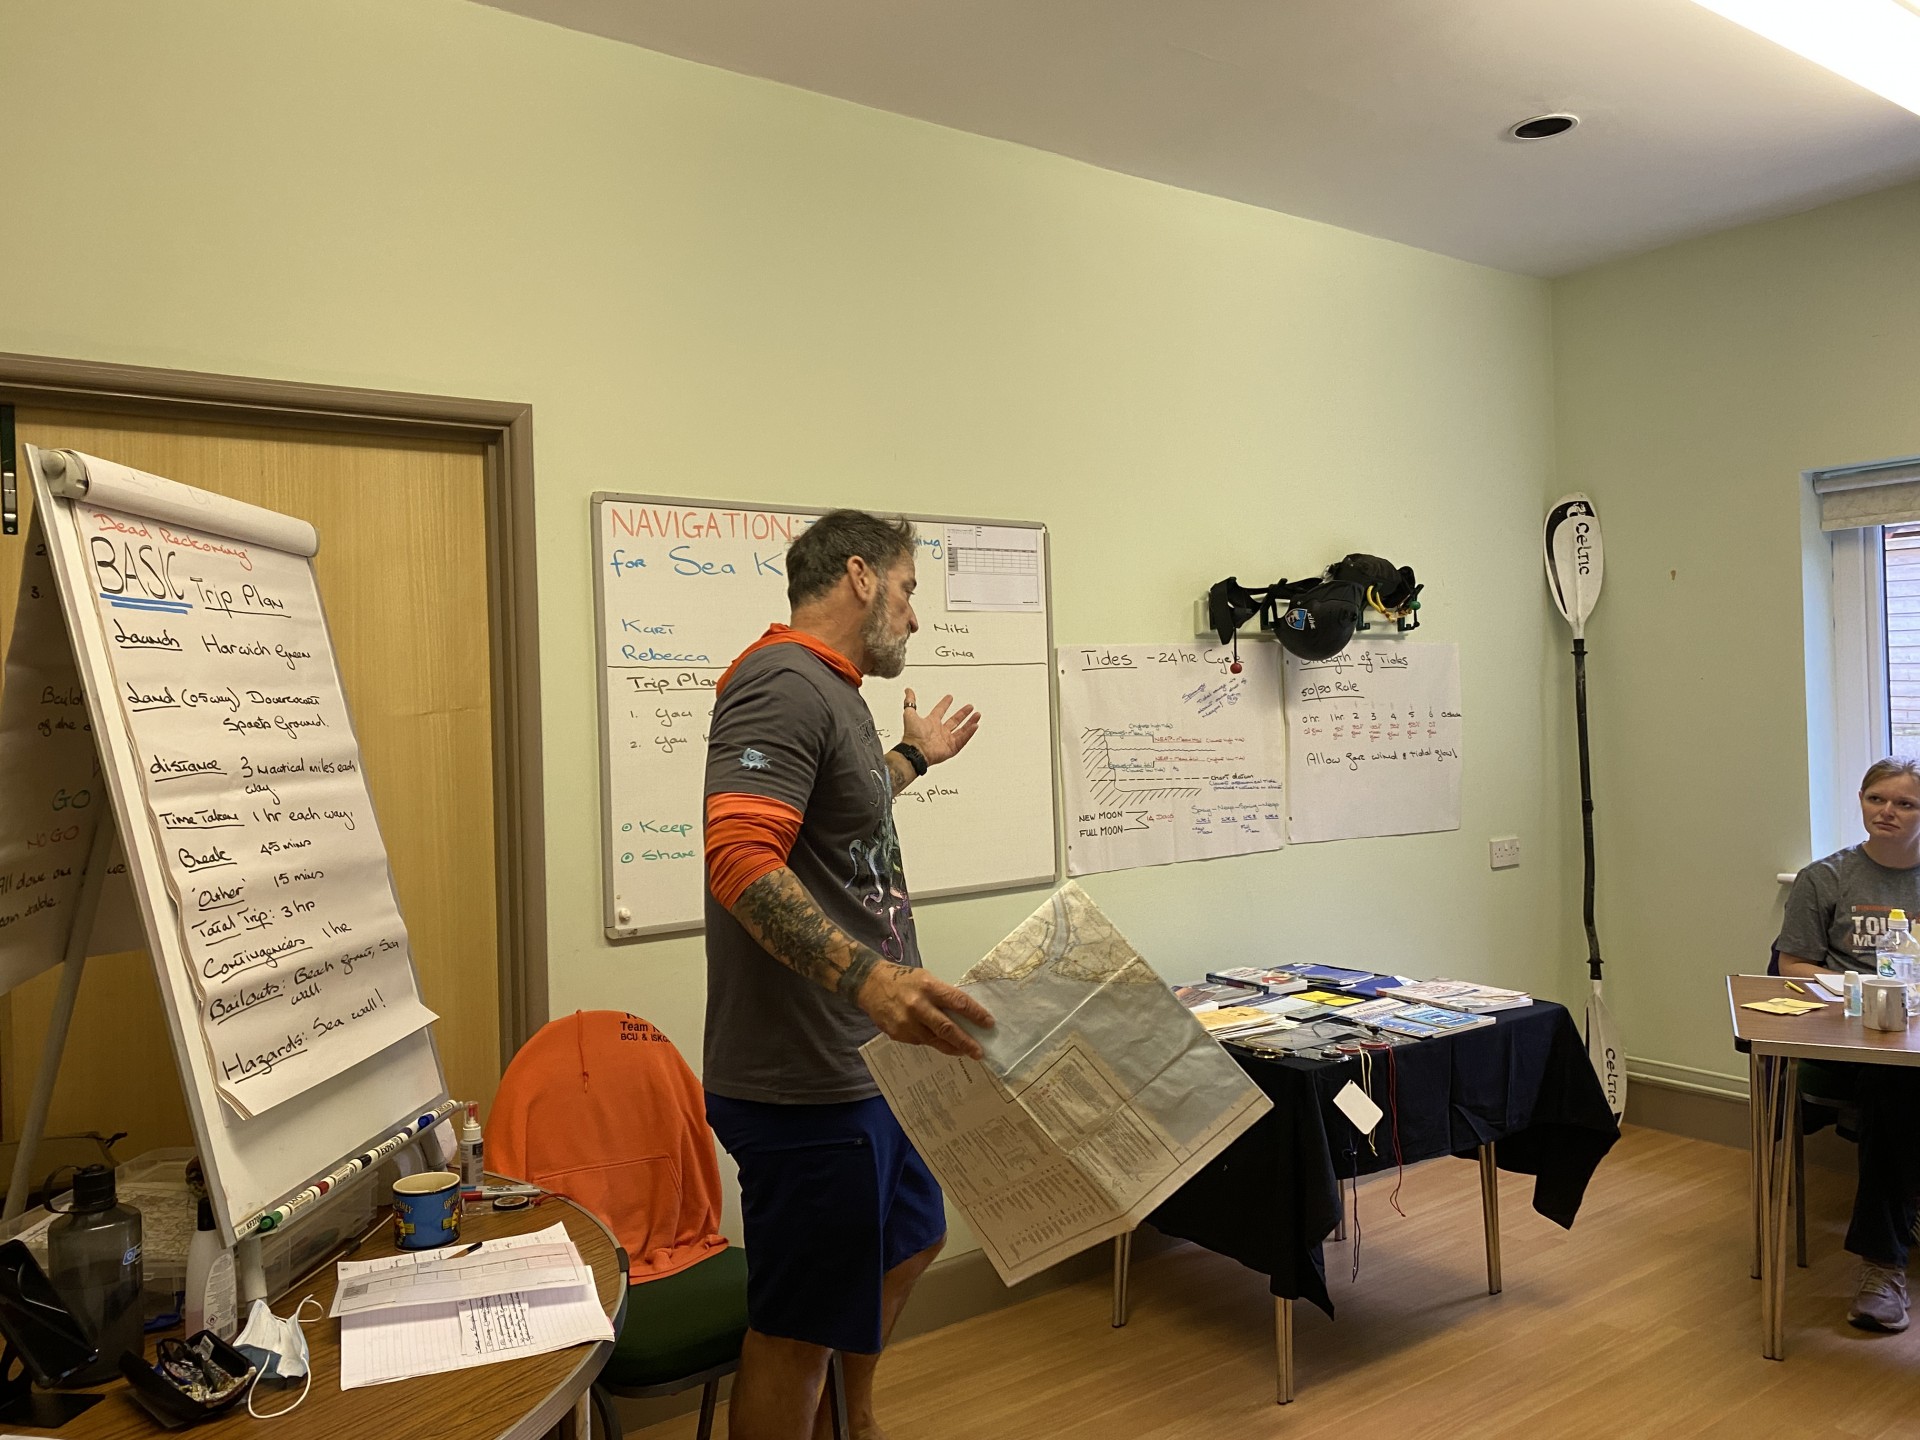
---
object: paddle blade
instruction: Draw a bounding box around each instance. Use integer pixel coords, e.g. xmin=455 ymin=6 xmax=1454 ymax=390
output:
xmin=1544 ymin=493 xmax=1605 ymax=639
xmin=1586 ymin=981 xmax=1625 ymax=1120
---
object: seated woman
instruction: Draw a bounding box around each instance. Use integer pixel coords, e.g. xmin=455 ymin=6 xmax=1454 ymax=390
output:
xmin=1776 ymin=756 xmax=1920 ymax=1333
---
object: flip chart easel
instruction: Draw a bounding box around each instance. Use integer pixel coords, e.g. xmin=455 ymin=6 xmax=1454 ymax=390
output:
xmin=0 ymin=445 xmax=454 ymax=1285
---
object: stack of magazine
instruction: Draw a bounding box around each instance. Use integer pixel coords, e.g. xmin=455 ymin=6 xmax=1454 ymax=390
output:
xmin=1167 ymin=965 xmax=1534 ymax=1055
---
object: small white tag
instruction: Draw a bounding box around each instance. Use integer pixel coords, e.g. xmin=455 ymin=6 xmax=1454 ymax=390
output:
xmin=1334 ymin=1080 xmax=1383 ymax=1135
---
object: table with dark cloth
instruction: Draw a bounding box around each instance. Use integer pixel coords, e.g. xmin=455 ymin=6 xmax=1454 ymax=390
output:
xmin=1147 ymin=998 xmax=1620 ymax=1317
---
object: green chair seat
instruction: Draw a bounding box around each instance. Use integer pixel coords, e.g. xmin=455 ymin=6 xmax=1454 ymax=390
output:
xmin=604 ymin=1246 xmax=749 ymax=1391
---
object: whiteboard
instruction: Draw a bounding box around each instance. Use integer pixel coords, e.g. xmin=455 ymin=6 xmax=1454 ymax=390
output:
xmin=1283 ymin=638 xmax=1463 ymax=843
xmin=18 ymin=447 xmax=448 ymax=1241
xmin=593 ymin=495 xmax=1060 ymax=939
xmin=1056 ymin=642 xmax=1286 ymax=876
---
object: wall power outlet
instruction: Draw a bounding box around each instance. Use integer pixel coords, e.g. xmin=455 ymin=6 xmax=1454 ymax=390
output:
xmin=1489 ymin=836 xmax=1521 ymax=870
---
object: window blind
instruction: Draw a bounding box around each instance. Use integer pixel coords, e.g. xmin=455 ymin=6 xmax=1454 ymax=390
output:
xmin=1814 ymin=458 xmax=1920 ymax=531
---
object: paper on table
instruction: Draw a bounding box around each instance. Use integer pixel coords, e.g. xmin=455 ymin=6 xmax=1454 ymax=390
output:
xmin=330 ymin=1237 xmax=591 ymax=1317
xmin=74 ymin=498 xmax=436 ymax=1116
xmin=943 ymin=525 xmax=1042 ymax=612
xmin=336 ymin=1224 xmax=613 ymax=1390
xmin=862 ymin=882 xmax=1271 ymax=1286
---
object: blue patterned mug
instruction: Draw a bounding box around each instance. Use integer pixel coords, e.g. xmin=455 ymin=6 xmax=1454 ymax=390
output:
xmin=392 ymin=1170 xmax=463 ymax=1249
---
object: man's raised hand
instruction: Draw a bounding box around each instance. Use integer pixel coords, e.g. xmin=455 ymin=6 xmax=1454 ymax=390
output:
xmin=902 ymin=688 xmax=980 ymax=766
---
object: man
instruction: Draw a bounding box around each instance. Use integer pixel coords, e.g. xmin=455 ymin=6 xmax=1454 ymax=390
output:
xmin=1776 ymin=756 xmax=1920 ymax=1332
xmin=702 ymin=509 xmax=994 ymax=1440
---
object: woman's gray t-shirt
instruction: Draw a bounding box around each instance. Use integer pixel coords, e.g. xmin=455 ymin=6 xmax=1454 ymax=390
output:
xmin=1775 ymin=844 xmax=1920 ymax=972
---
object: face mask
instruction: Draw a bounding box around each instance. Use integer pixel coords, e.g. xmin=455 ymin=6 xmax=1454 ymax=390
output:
xmin=235 ymin=1295 xmax=321 ymax=1418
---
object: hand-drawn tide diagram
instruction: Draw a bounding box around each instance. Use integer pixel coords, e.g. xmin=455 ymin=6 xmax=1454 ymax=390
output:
xmin=1056 ymin=644 xmax=1287 ymax=876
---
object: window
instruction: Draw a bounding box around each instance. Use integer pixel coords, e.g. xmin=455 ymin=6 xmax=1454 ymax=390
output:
xmin=1812 ymin=458 xmax=1920 ymax=855
xmin=1889 ymin=523 xmax=1920 ymax=751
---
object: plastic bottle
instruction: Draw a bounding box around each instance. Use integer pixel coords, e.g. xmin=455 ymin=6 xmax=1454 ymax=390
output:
xmin=46 ymin=1164 xmax=144 ymax=1384
xmin=1874 ymin=910 xmax=1920 ymax=978
xmin=1845 ymin=969 xmax=1865 ymax=1018
xmin=459 ymin=1102 xmax=485 ymax=1189
xmin=184 ymin=1197 xmax=237 ymax=1340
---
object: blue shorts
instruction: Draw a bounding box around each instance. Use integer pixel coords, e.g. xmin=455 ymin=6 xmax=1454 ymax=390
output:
xmin=706 ymin=1093 xmax=946 ymax=1354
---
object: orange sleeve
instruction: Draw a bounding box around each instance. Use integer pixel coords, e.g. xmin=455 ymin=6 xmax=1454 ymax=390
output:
xmin=705 ymin=792 xmax=804 ymax=910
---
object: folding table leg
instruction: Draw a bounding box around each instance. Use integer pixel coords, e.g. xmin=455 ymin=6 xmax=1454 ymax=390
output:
xmin=1273 ymin=1297 xmax=1294 ymax=1405
xmin=1478 ymin=1142 xmax=1502 ymax=1295
xmin=1110 ymin=1230 xmax=1132 ymax=1328
xmin=1793 ymin=1100 xmax=1807 ymax=1269
xmin=1753 ymin=1053 xmax=1797 ymax=1360
xmin=1765 ymin=1058 xmax=1798 ymax=1359
xmin=1750 ymin=1050 xmax=1763 ymax=1281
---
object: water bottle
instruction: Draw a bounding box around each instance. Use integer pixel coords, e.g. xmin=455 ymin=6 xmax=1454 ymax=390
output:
xmin=1874 ymin=909 xmax=1920 ymax=1015
xmin=46 ymin=1164 xmax=143 ymax=1384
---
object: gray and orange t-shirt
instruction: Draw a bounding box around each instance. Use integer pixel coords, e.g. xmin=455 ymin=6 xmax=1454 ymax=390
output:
xmin=1775 ymin=844 xmax=1920 ymax=973
xmin=702 ymin=626 xmax=920 ymax=1103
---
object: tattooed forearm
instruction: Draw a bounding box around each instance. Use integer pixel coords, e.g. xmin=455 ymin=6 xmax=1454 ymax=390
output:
xmin=885 ymin=750 xmax=915 ymax=797
xmin=732 ymin=867 xmax=890 ymax=998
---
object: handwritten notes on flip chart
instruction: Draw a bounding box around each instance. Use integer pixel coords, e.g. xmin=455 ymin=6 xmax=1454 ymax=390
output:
xmin=1283 ymin=638 xmax=1462 ymax=844
xmin=72 ymin=498 xmax=436 ymax=1118
xmin=0 ymin=516 xmax=108 ymax=990
xmin=1056 ymin=644 xmax=1286 ymax=876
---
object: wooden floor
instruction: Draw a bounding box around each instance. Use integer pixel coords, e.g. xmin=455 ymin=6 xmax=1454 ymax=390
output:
xmin=629 ymin=1124 xmax=1920 ymax=1439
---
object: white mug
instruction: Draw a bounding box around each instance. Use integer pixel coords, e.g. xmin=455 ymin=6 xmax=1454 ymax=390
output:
xmin=1863 ymin=977 xmax=1908 ymax=1032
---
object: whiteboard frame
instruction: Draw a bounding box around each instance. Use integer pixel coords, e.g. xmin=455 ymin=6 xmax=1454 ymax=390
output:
xmin=29 ymin=448 xmax=450 ymax=1244
xmin=592 ymin=493 xmax=1062 ymax=940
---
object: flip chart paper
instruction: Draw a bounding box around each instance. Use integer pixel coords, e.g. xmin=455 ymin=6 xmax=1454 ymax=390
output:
xmin=0 ymin=514 xmax=107 ymax=990
xmin=1056 ymin=643 xmax=1285 ymax=875
xmin=75 ymin=498 xmax=435 ymax=1117
xmin=1284 ymin=639 xmax=1462 ymax=844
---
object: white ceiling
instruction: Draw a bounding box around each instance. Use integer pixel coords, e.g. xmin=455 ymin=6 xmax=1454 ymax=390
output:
xmin=474 ymin=0 xmax=1920 ymax=276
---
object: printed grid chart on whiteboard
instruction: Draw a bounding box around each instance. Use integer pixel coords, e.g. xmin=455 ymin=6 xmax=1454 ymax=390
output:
xmin=593 ymin=498 xmax=1060 ymax=938
xmin=1056 ymin=644 xmax=1285 ymax=876
xmin=1283 ymin=638 xmax=1462 ymax=844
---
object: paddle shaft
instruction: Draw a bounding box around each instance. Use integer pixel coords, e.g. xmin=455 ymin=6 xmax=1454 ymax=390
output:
xmin=1574 ymin=639 xmax=1603 ymax=984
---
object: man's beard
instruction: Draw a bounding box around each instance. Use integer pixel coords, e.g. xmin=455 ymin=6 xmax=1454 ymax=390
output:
xmin=862 ymin=594 xmax=909 ymax=679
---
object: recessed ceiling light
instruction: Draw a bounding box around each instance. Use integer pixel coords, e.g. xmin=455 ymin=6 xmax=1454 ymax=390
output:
xmin=1509 ymin=113 xmax=1579 ymax=140
xmin=1691 ymin=0 xmax=1920 ymax=118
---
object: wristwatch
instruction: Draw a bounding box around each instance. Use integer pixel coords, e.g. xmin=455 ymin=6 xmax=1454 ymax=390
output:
xmin=890 ymin=742 xmax=929 ymax=777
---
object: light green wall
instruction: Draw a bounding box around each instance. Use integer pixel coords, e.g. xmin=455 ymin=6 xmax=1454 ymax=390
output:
xmin=1553 ymin=180 xmax=1920 ymax=1095
xmin=5 ymin=0 xmax=1564 ymax=1252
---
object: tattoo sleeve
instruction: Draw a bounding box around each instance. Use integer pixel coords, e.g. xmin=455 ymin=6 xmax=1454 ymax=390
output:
xmin=731 ymin=866 xmax=891 ymax=999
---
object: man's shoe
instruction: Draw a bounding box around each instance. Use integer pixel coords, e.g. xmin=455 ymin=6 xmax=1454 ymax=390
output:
xmin=1848 ymin=1262 xmax=1910 ymax=1332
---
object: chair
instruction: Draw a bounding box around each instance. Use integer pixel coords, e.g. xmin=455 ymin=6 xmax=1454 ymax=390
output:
xmin=490 ymin=1010 xmax=849 ymax=1439
xmin=1763 ymin=951 xmax=1861 ymax=1267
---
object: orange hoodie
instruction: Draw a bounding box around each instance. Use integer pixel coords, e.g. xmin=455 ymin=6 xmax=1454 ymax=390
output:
xmin=489 ymin=1010 xmax=728 ymax=1283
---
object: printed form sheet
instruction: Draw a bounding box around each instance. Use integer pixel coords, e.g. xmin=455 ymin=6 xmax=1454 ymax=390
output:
xmin=863 ymin=882 xmax=1270 ymax=1285
xmin=338 ymin=1223 xmax=613 ymax=1389
xmin=73 ymin=498 xmax=436 ymax=1116
xmin=1056 ymin=643 xmax=1285 ymax=876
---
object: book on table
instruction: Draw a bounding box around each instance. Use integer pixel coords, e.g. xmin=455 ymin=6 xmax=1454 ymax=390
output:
xmin=1204 ymin=966 xmax=1310 ymax=995
xmin=1172 ymin=980 xmax=1266 ymax=1010
xmin=1195 ymin=1006 xmax=1297 ymax=1040
xmin=1367 ymin=1013 xmax=1445 ymax=1040
xmin=1380 ymin=979 xmax=1532 ymax=1013
xmin=1392 ymin=1004 xmax=1494 ymax=1033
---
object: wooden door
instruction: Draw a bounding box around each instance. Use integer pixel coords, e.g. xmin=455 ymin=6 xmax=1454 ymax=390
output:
xmin=0 ymin=410 xmax=501 ymax=1161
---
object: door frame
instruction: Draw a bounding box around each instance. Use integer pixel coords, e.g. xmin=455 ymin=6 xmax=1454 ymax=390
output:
xmin=0 ymin=350 xmax=547 ymax=1061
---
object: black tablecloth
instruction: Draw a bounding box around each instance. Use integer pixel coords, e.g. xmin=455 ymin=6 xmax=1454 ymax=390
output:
xmin=1146 ymin=999 xmax=1619 ymax=1318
